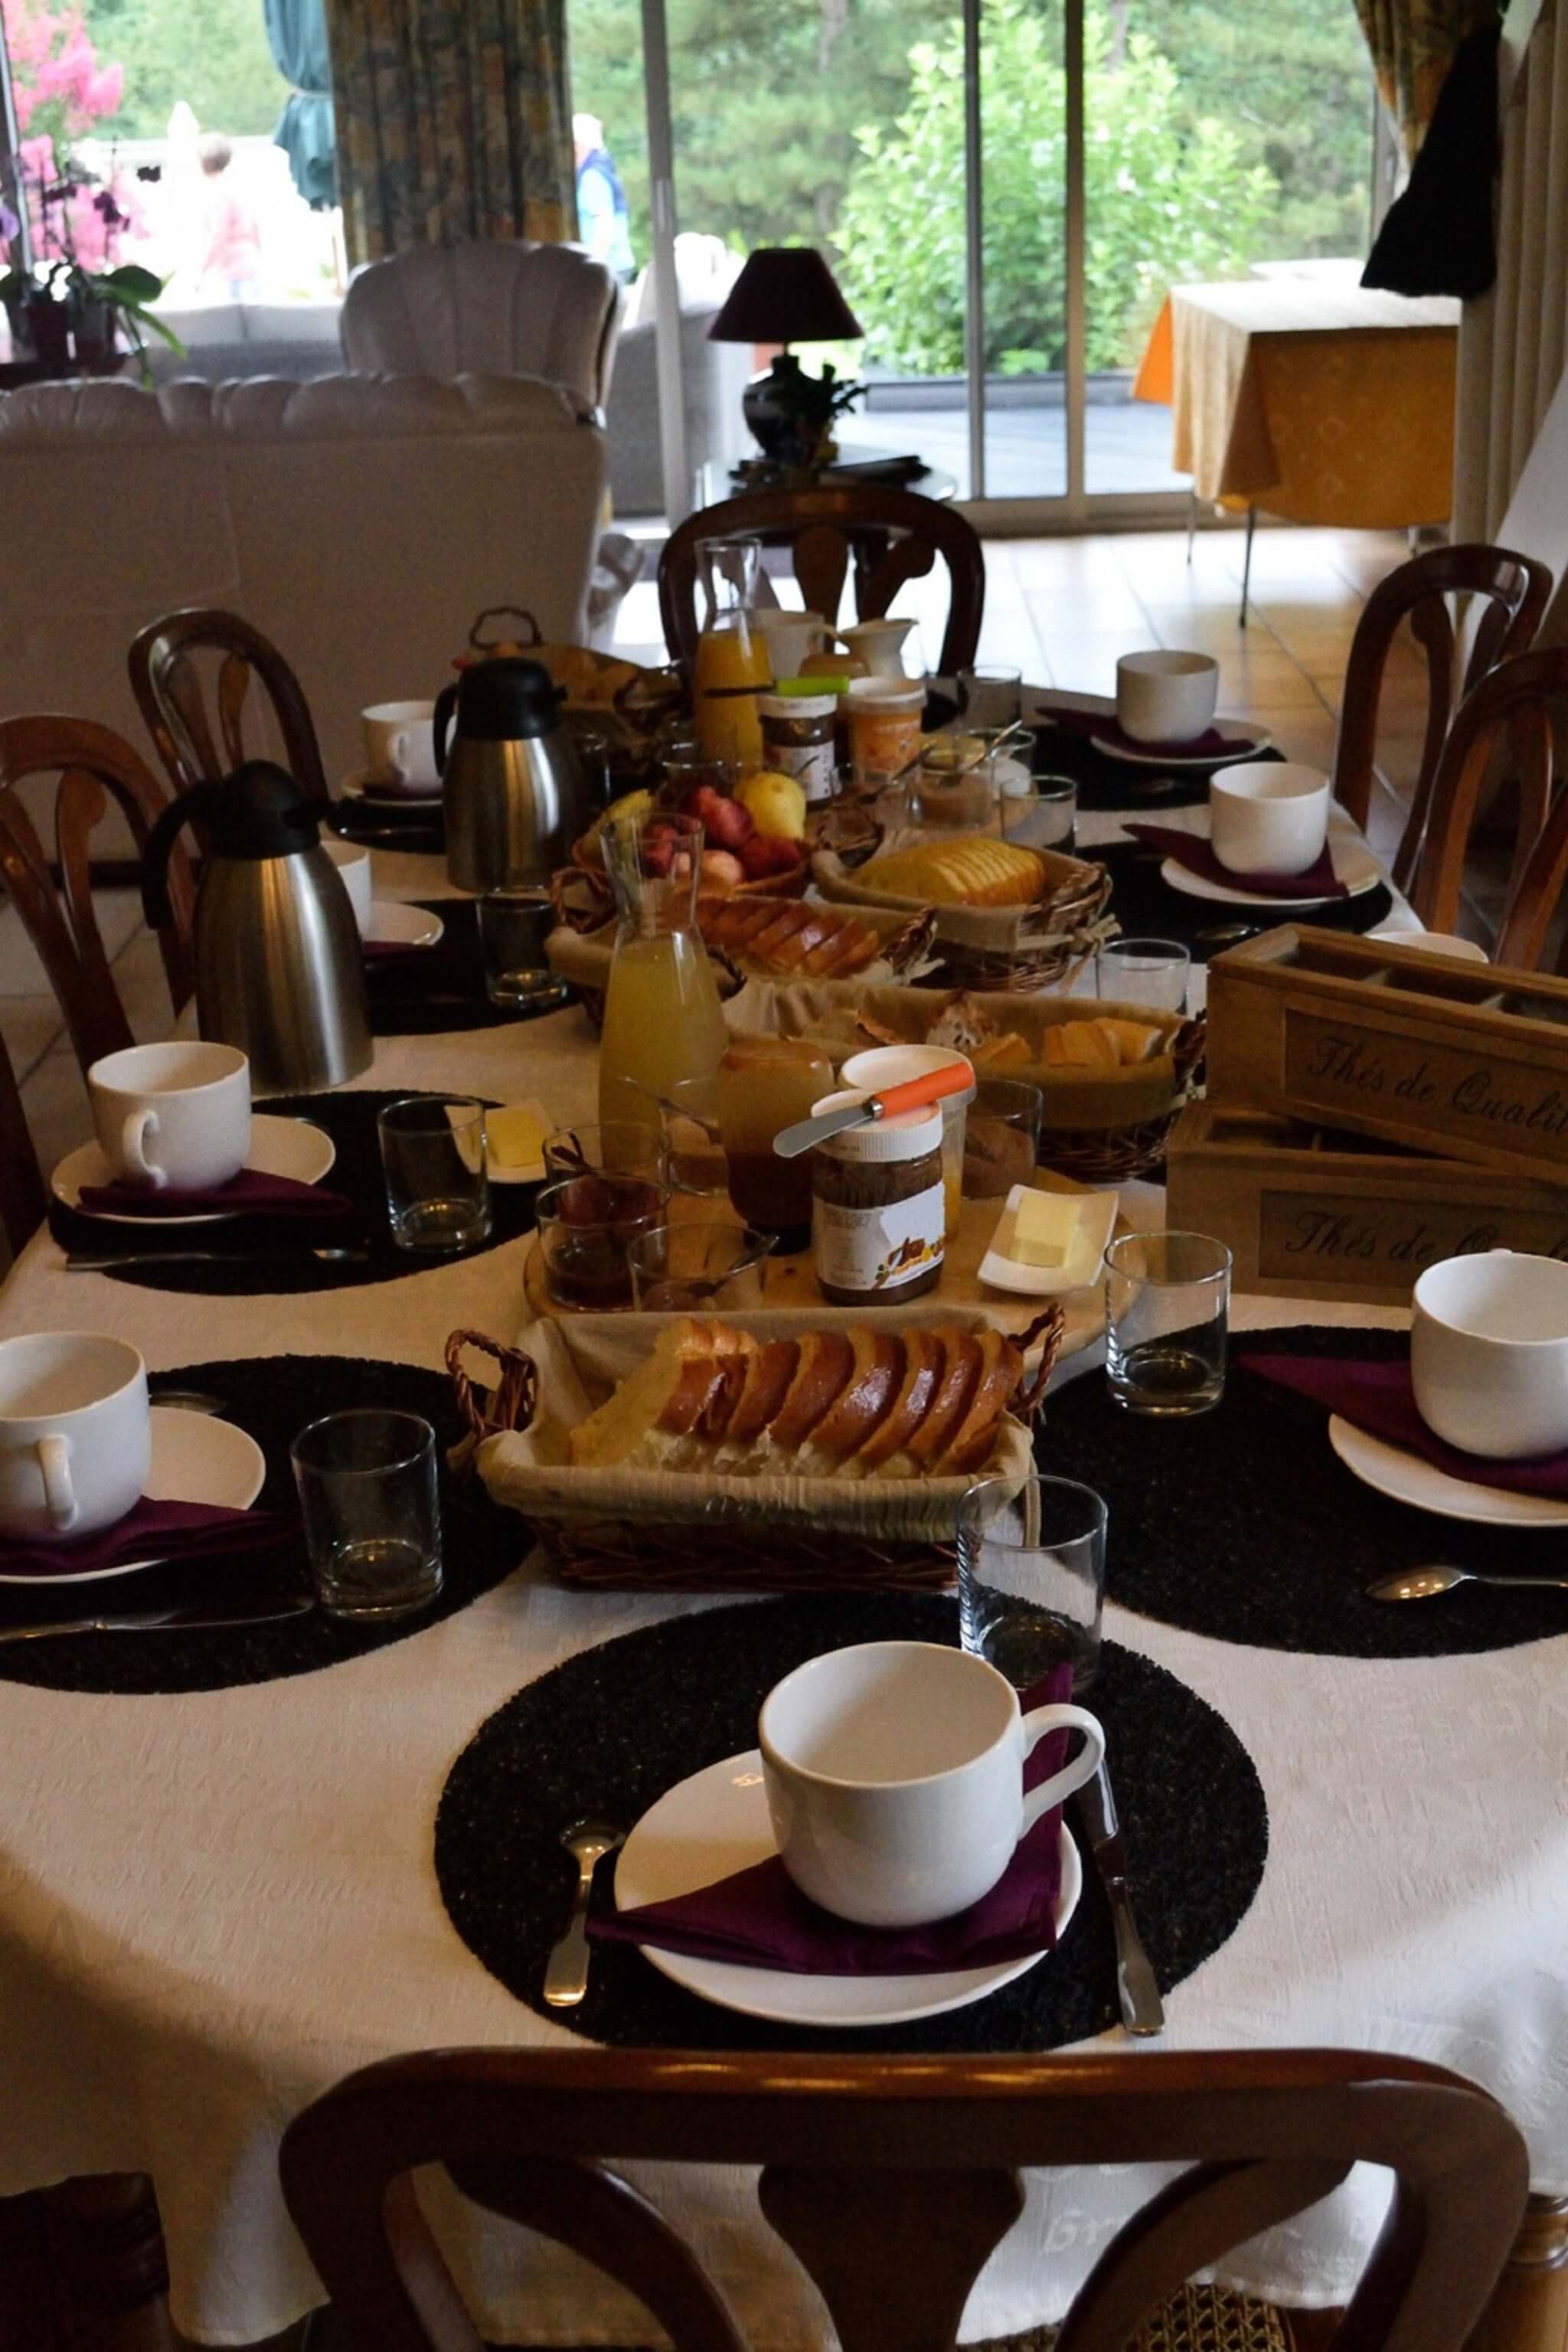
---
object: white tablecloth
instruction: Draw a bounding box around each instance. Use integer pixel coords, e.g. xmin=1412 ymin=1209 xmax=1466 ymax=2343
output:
xmin=2 ymin=818 xmax=1562 ymax=2350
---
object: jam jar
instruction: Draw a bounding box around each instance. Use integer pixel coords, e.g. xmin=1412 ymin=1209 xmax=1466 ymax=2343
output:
xmin=759 ymin=691 xmax=837 ymax=805
xmin=810 ymin=1089 xmax=945 ymax=1306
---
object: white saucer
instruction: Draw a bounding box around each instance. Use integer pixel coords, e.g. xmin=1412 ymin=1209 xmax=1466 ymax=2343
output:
xmin=979 ymin=1184 xmax=1119 ymax=1297
xmin=482 ymin=1097 xmax=553 ymax=1185
xmin=615 ymin=1746 xmax=1080 ymax=2028
xmin=53 ymin=1116 xmax=337 ymax=1227
xmin=366 ymin=900 xmax=444 ymax=948
xmin=339 ymin=767 xmax=442 ymax=807
xmin=1328 ymin=1415 xmax=1568 ymax=1530
xmin=0 ymin=1407 xmax=268 ymax=1585
xmin=1089 ymin=724 xmax=1272 ymax=770
xmin=1159 ymin=836 xmax=1381 ymax=909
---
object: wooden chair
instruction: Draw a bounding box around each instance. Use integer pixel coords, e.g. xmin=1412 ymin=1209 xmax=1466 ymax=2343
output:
xmin=1333 ymin=544 xmax=1552 ymax=905
xmin=278 ymin=2045 xmax=1527 ymax=2352
xmin=658 ymin=485 xmax=986 ymax=675
xmin=0 ymin=717 xmax=197 ymax=1077
xmin=0 ymin=1020 xmax=47 ymax=1259
xmin=1406 ymin=645 xmax=1568 ymax=951
xmin=127 ymin=606 xmax=329 ymax=806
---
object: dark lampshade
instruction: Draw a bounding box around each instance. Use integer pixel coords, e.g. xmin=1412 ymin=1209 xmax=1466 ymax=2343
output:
xmin=708 ymin=247 xmax=864 ymax=346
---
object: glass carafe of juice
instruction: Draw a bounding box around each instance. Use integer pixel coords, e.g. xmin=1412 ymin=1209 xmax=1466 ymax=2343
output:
xmin=598 ymin=808 xmax=730 ymax=1143
xmin=717 ymin=1034 xmax=833 ymax=1247
xmin=694 ymin=535 xmax=769 ymax=771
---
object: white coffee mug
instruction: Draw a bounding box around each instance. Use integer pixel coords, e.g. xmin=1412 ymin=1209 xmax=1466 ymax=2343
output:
xmin=1116 ymin=650 xmax=1219 ymax=744
xmin=760 ymin=1640 xmax=1105 ymax=1929
xmin=1209 ymin=762 xmax=1331 ymax=877
xmin=362 ymin=700 xmax=439 ymax=791
xmin=324 ymin=835 xmax=372 ymax=934
xmin=87 ymin=1040 xmax=251 ymax=1193
xmin=1411 ymin=1250 xmax=1568 ymax=1459
xmin=0 ymin=1333 xmax=149 ymax=1540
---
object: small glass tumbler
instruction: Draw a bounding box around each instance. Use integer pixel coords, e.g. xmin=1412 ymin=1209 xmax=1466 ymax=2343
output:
xmin=477 ymin=891 xmax=571 ymax=1012
xmin=290 ymin=1409 xmax=443 ymax=1622
xmin=962 ymin=1077 xmax=1044 ymax=1199
xmin=627 ymin=1219 xmax=774 ymax=1312
xmin=1001 ymin=773 xmax=1076 ymax=854
xmin=658 ymin=1077 xmax=730 ymax=1199
xmin=1104 ymin=1230 xmax=1232 ymax=1417
xmin=377 ymin=1096 xmax=492 ymax=1253
xmin=534 ymin=1171 xmax=669 ymax=1310
xmin=1096 ymin=936 xmax=1191 ymax=1012
xmin=960 ymin=664 xmax=1023 ymax=730
xmin=957 ymin=1472 xmax=1106 ymax=1693
xmin=542 ymin=1122 xmax=669 ymax=1187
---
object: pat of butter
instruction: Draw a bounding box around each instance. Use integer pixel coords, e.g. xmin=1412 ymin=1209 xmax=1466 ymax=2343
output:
xmin=1008 ymin=1190 xmax=1082 ymax=1269
xmin=487 ymin=1106 xmax=547 ymax=1169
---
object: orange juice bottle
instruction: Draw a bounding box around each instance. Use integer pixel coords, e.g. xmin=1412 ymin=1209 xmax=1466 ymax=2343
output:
xmin=694 ymin=613 xmax=769 ymax=770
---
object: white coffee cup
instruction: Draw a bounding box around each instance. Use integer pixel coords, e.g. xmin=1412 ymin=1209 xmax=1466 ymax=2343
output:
xmin=1411 ymin=1250 xmax=1568 ymax=1459
xmin=1209 ymin=762 xmax=1331 ymax=877
xmin=87 ymin=1040 xmax=251 ymax=1193
xmin=323 ymin=835 xmax=372 ymax=934
xmin=1116 ymin=650 xmax=1219 ymax=744
xmin=0 ymin=1334 xmax=150 ymax=1540
xmin=362 ymin=700 xmax=439 ymax=791
xmin=760 ymin=1640 xmax=1105 ymax=1929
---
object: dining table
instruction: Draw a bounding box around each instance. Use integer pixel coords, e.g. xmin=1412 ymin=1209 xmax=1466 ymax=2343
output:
xmin=1 ymin=698 xmax=1565 ymax=2352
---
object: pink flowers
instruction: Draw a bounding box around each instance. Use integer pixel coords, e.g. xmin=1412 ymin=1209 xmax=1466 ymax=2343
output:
xmin=3 ymin=2 xmax=135 ymax=269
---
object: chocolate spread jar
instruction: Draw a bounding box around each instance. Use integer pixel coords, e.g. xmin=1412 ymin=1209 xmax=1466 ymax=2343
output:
xmin=810 ymin=1089 xmax=944 ymax=1306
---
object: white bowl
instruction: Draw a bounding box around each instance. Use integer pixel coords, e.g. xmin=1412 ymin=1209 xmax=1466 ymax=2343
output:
xmin=1115 ymin=650 xmax=1219 ymax=744
xmin=1209 ymin=762 xmax=1330 ymax=878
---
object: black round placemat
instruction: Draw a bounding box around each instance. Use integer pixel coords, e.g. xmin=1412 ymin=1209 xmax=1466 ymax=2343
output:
xmin=1044 ymin=1327 xmax=1568 ymax=1657
xmin=47 ymin=1089 xmax=537 ymax=1295
xmin=1031 ymin=720 xmax=1282 ymax=814
xmin=1092 ymin=839 xmax=1393 ymax=959
xmin=0 ymin=1354 xmax=524 ymax=1694
xmin=367 ymin=900 xmax=576 ymax=1037
xmin=435 ymin=1594 xmax=1266 ymax=2052
xmin=328 ymin=795 xmax=444 ymax=851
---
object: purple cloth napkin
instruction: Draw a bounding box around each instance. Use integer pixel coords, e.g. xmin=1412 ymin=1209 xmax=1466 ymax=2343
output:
xmin=1243 ymin=1352 xmax=1568 ymax=1498
xmin=77 ymin=1169 xmax=352 ymax=1220
xmin=590 ymin=1664 xmax=1076 ymax=1976
xmin=0 ymin=1498 xmax=290 ymax=1579
xmin=363 ymin=937 xmax=440 ymax=962
xmin=1125 ymin=821 xmax=1348 ymax=902
xmin=1044 ymin=706 xmax=1257 ymax=761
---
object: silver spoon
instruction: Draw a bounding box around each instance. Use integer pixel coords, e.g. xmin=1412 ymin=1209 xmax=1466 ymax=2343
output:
xmin=66 ymin=1246 xmax=369 ymax=1270
xmin=543 ymin=1818 xmax=625 ymax=2008
xmin=1366 ymin=1564 xmax=1568 ymax=1602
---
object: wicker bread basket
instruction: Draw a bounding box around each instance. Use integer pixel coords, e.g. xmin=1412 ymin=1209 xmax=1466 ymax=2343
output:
xmin=811 ymin=841 xmax=1113 ymax=992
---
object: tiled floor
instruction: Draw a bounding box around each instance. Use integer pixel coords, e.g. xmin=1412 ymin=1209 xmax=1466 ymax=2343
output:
xmin=5 ymin=522 xmax=1434 ymax=1204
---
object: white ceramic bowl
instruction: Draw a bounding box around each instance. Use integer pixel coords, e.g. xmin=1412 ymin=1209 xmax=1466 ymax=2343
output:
xmin=1209 ymin=762 xmax=1331 ymax=878
xmin=323 ymin=835 xmax=372 ymax=934
xmin=1115 ymin=650 xmax=1219 ymax=744
xmin=1411 ymin=1250 xmax=1568 ymax=1459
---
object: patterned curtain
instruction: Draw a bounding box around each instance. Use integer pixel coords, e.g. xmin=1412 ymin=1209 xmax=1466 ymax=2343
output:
xmin=1354 ymin=0 xmax=1502 ymax=160
xmin=325 ymin=0 xmax=573 ymax=264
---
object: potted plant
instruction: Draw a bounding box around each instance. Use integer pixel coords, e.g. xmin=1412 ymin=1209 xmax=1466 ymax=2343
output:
xmin=0 ymin=160 xmax=181 ymax=383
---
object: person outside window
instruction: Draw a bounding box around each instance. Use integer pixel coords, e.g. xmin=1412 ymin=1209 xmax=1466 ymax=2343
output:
xmin=197 ymin=133 xmax=263 ymax=302
xmin=573 ymin=113 xmax=634 ymax=282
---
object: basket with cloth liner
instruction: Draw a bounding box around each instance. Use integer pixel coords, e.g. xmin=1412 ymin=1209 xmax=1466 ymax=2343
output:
xmin=446 ymin=1303 xmax=1062 ymax=1592
xmin=811 ymin=831 xmax=1113 ymax=992
xmin=456 ymin=605 xmax=687 ymax=784
xmin=722 ymin=976 xmax=1207 ymax=1183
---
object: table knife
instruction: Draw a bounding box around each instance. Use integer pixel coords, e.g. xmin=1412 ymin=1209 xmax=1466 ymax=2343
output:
xmin=1076 ymin=1762 xmax=1164 ymax=2037
xmin=0 ymin=1594 xmax=315 ymax=1645
xmin=774 ymin=1059 xmax=975 ymax=1158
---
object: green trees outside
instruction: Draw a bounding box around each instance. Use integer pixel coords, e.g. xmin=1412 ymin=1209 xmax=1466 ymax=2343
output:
xmin=14 ymin=0 xmax=288 ymax=144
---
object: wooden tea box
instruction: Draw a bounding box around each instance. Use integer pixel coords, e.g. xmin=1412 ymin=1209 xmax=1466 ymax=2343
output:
xmin=1207 ymin=926 xmax=1568 ymax=1186
xmin=1165 ymin=1102 xmax=1568 ymax=1306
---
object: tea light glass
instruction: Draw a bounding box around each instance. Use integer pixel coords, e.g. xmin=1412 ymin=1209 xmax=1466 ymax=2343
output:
xmin=959 ymin=665 xmax=1023 ymax=730
xmin=1096 ymin=937 xmax=1191 ymax=1012
xmin=290 ymin=1409 xmax=443 ymax=1621
xmin=957 ymin=1473 xmax=1106 ymax=1692
xmin=377 ymin=1096 xmax=491 ymax=1253
xmin=627 ymin=1219 xmax=775 ymax=1312
xmin=534 ymin=1171 xmax=670 ymax=1311
xmin=1000 ymin=773 xmax=1076 ymax=854
xmin=1104 ymin=1230 xmax=1231 ymax=1417
xmin=961 ymin=1077 xmax=1043 ymax=1200
xmin=477 ymin=891 xmax=571 ymax=1012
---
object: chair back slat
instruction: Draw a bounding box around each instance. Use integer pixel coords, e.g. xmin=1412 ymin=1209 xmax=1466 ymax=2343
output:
xmin=1415 ymin=645 xmax=1568 ymax=951
xmin=0 ymin=717 xmax=196 ymax=1078
xmin=128 ymin=608 xmax=328 ymax=805
xmin=278 ymin=2046 xmax=1528 ymax=2352
xmin=0 ymin=1021 xmax=47 ymax=1260
xmin=658 ymin=485 xmax=986 ymax=675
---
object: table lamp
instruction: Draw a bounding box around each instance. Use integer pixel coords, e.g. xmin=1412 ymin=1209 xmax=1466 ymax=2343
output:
xmin=708 ymin=247 xmax=866 ymax=468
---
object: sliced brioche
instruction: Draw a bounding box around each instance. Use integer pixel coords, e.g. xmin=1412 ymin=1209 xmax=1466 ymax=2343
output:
xmin=769 ymin=1331 xmax=855 ymax=1452
xmin=856 ymin=1328 xmax=944 ymax=1473
xmin=799 ymin=1330 xmax=903 ymax=1473
xmin=570 ymin=1319 xmax=717 ymax=1467
xmin=936 ymin=1331 xmax=1021 ymax=1474
xmin=721 ymin=1338 xmax=800 ymax=1448
xmin=874 ymin=1331 xmax=984 ymax=1478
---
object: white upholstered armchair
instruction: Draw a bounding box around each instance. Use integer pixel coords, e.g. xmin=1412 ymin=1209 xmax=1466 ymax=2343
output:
xmin=339 ymin=240 xmax=622 ymax=411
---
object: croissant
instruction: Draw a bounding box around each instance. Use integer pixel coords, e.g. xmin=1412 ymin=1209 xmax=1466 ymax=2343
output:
xmin=569 ymin=1318 xmax=1043 ymax=1481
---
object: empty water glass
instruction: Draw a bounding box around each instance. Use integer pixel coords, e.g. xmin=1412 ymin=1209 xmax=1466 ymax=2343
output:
xmin=1001 ymin=773 xmax=1076 ymax=854
xmin=627 ymin=1219 xmax=774 ymax=1311
xmin=1096 ymin=936 xmax=1191 ymax=1012
xmin=1105 ymin=1230 xmax=1231 ymax=1417
xmin=958 ymin=1473 xmax=1106 ymax=1692
xmin=960 ymin=665 xmax=1023 ymax=729
xmin=377 ymin=1096 xmax=492 ymax=1253
xmin=477 ymin=892 xmax=570 ymax=1011
xmin=291 ymin=1409 xmax=443 ymax=1621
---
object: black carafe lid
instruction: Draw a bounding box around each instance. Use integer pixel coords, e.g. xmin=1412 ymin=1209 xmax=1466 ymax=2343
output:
xmin=202 ymin=761 xmax=322 ymax=857
xmin=452 ymin=655 xmax=560 ymax=741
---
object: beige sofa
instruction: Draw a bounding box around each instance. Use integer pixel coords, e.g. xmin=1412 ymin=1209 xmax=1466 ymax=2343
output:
xmin=0 ymin=372 xmax=606 ymax=798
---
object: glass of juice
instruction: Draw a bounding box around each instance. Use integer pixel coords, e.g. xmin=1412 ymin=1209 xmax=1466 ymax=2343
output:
xmin=716 ymin=1035 xmax=834 ymax=1249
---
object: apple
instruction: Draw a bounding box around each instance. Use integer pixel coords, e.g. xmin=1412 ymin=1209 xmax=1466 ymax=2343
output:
xmin=738 ymin=831 xmax=804 ymax=880
xmin=701 ymin=849 xmax=746 ymax=890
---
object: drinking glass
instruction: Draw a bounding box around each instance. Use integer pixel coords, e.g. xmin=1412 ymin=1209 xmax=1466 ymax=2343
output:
xmin=960 ymin=665 xmax=1023 ymax=729
xmin=543 ymin=1122 xmax=668 ymax=1186
xmin=534 ymin=1171 xmax=669 ymax=1310
xmin=957 ymin=1473 xmax=1106 ymax=1693
xmin=962 ymin=1077 xmax=1043 ymax=1199
xmin=477 ymin=891 xmax=570 ymax=1011
xmin=377 ymin=1096 xmax=491 ymax=1253
xmin=1096 ymin=936 xmax=1191 ymax=1012
xmin=1001 ymin=773 xmax=1076 ymax=854
xmin=910 ymin=762 xmax=995 ymax=831
xmin=658 ymin=1076 xmax=730 ymax=1198
xmin=627 ymin=1219 xmax=775 ymax=1311
xmin=1104 ymin=1230 xmax=1232 ymax=1417
xmin=290 ymin=1410 xmax=443 ymax=1621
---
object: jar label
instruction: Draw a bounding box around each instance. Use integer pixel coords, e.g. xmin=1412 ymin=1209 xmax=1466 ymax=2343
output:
xmin=767 ymin=737 xmax=837 ymax=805
xmin=813 ymin=1182 xmax=946 ymax=1294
